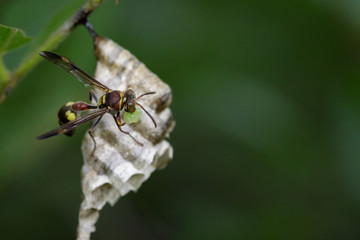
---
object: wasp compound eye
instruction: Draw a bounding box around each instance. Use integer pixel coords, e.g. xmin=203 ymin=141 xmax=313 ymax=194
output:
xmin=125 ymin=89 xmax=136 ymax=99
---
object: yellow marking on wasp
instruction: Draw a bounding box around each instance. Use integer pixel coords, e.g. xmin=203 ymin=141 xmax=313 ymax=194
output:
xmin=99 ymin=95 xmax=106 ymax=105
xmin=65 ymin=110 xmax=76 ymax=121
xmin=119 ymin=91 xmax=124 ymax=108
xmin=65 ymin=102 xmax=74 ymax=106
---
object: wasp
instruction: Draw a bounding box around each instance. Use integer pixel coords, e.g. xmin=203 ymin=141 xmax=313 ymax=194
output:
xmin=36 ymin=51 xmax=157 ymax=149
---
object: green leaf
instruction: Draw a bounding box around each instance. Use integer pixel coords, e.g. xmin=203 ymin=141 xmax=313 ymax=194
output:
xmin=0 ymin=24 xmax=32 ymax=54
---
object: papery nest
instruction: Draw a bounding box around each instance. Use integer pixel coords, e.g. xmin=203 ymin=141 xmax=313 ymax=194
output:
xmin=77 ymin=36 xmax=175 ymax=240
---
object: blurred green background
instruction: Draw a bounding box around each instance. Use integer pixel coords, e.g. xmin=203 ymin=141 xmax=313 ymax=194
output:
xmin=1 ymin=0 xmax=360 ymax=239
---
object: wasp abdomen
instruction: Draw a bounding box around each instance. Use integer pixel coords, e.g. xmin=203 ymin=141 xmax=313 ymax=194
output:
xmin=57 ymin=102 xmax=78 ymax=136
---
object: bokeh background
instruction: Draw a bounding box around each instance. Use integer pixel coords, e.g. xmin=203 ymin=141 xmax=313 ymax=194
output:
xmin=1 ymin=0 xmax=360 ymax=239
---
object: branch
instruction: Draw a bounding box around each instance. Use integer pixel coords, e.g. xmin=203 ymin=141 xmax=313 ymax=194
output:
xmin=0 ymin=0 xmax=104 ymax=104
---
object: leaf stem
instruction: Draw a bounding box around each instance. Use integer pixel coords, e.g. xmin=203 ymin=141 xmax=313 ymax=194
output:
xmin=0 ymin=56 xmax=9 ymax=84
xmin=0 ymin=0 xmax=104 ymax=104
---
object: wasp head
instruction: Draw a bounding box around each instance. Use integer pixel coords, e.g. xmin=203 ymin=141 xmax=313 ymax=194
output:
xmin=122 ymin=89 xmax=157 ymax=128
xmin=124 ymin=89 xmax=137 ymax=113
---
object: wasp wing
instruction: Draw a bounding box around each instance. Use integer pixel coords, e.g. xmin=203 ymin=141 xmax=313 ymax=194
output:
xmin=36 ymin=108 xmax=109 ymax=140
xmin=40 ymin=51 xmax=110 ymax=93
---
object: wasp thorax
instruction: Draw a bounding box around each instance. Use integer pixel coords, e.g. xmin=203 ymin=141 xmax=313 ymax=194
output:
xmin=98 ymin=91 xmax=122 ymax=110
xmin=124 ymin=89 xmax=136 ymax=113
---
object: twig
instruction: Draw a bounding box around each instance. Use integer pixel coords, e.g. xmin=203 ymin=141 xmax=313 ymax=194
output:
xmin=0 ymin=0 xmax=104 ymax=104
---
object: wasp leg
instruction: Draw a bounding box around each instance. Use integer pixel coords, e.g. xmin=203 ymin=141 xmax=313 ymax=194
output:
xmin=88 ymin=115 xmax=104 ymax=156
xmin=89 ymin=89 xmax=98 ymax=103
xmin=114 ymin=112 xmax=143 ymax=146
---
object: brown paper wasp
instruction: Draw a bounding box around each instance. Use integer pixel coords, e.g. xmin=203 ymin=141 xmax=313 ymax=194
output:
xmin=36 ymin=51 xmax=157 ymax=149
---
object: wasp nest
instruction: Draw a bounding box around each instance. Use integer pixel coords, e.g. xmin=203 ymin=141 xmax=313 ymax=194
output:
xmin=77 ymin=36 xmax=175 ymax=240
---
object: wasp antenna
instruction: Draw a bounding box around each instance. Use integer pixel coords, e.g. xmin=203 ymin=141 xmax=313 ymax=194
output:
xmin=136 ymin=103 xmax=157 ymax=128
xmin=136 ymin=91 xmax=156 ymax=100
